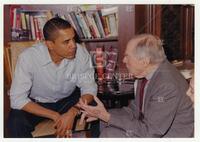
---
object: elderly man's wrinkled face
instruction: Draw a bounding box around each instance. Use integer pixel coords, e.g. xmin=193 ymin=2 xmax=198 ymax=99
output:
xmin=123 ymin=40 xmax=147 ymax=78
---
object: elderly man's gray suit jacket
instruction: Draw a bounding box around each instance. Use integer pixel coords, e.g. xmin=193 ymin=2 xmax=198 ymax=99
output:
xmin=100 ymin=60 xmax=194 ymax=137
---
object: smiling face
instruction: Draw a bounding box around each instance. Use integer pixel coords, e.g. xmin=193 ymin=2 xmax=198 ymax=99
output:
xmin=46 ymin=27 xmax=77 ymax=62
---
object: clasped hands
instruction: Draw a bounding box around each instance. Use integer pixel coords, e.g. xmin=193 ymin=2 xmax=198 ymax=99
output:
xmin=52 ymin=107 xmax=77 ymax=138
xmin=52 ymin=96 xmax=110 ymax=138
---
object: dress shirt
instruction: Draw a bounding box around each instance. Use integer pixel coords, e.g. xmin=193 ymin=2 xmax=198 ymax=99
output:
xmin=10 ymin=42 xmax=97 ymax=109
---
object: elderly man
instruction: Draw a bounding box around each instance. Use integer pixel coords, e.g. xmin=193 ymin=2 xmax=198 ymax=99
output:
xmin=80 ymin=34 xmax=194 ymax=137
xmin=7 ymin=17 xmax=97 ymax=138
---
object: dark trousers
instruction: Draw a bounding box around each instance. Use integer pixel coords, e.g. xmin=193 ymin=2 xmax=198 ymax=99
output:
xmin=7 ymin=89 xmax=99 ymax=138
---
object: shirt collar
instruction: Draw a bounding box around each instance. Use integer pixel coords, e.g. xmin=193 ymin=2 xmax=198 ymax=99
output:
xmin=38 ymin=42 xmax=77 ymax=67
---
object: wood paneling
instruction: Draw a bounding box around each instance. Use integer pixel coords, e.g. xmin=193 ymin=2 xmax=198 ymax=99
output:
xmin=181 ymin=5 xmax=194 ymax=61
xmin=118 ymin=5 xmax=135 ymax=73
xmin=135 ymin=5 xmax=147 ymax=34
xmin=4 ymin=5 xmax=11 ymax=46
xmin=146 ymin=5 xmax=162 ymax=37
xmin=144 ymin=5 xmax=194 ymax=61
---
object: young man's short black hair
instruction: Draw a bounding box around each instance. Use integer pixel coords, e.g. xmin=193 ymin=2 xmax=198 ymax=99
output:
xmin=43 ymin=17 xmax=81 ymax=43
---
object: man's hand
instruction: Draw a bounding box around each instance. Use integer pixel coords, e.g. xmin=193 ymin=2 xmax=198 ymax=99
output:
xmin=54 ymin=107 xmax=78 ymax=138
xmin=79 ymin=96 xmax=110 ymax=123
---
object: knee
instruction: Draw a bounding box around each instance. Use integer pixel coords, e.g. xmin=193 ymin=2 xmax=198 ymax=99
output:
xmin=7 ymin=109 xmax=34 ymax=137
xmin=7 ymin=109 xmax=27 ymax=129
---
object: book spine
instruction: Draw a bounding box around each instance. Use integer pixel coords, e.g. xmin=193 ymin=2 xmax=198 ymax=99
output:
xmin=93 ymin=11 xmax=105 ymax=38
xmin=75 ymin=13 xmax=87 ymax=38
xmin=82 ymin=12 xmax=96 ymax=38
xmin=79 ymin=13 xmax=92 ymax=38
xmin=33 ymin=17 xmax=41 ymax=40
xmin=16 ymin=9 xmax=21 ymax=30
xmin=105 ymin=47 xmax=118 ymax=81
xmin=96 ymin=47 xmax=104 ymax=82
xmin=45 ymin=10 xmax=53 ymax=20
xmin=108 ymin=14 xmax=118 ymax=37
xmin=69 ymin=12 xmax=84 ymax=38
xmin=87 ymin=12 xmax=101 ymax=38
xmin=101 ymin=7 xmax=118 ymax=16
xmin=25 ymin=14 xmax=32 ymax=40
xmin=21 ymin=12 xmax=27 ymax=30
xmin=30 ymin=15 xmax=36 ymax=40
xmin=84 ymin=12 xmax=97 ymax=38
xmin=100 ymin=15 xmax=110 ymax=37
xmin=12 ymin=8 xmax=17 ymax=29
xmin=105 ymin=16 xmax=111 ymax=35
xmin=93 ymin=13 xmax=101 ymax=38
xmin=67 ymin=13 xmax=78 ymax=32
xmin=36 ymin=16 xmax=47 ymax=40
xmin=10 ymin=5 xmax=21 ymax=29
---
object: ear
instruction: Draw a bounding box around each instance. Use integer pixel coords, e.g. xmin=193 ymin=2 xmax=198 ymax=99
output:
xmin=45 ymin=40 xmax=54 ymax=50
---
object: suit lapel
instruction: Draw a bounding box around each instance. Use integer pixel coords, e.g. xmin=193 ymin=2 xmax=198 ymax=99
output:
xmin=143 ymin=60 xmax=165 ymax=114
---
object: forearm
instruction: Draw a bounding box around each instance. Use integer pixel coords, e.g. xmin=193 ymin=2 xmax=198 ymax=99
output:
xmin=22 ymin=101 xmax=60 ymax=121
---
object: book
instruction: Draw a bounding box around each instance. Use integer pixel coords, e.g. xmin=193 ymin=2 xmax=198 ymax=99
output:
xmin=82 ymin=12 xmax=97 ymax=38
xmin=105 ymin=46 xmax=118 ymax=81
xmin=108 ymin=14 xmax=118 ymax=37
xmin=67 ymin=13 xmax=78 ymax=33
xmin=101 ymin=7 xmax=118 ymax=16
xmin=86 ymin=11 xmax=101 ymax=38
xmin=33 ymin=17 xmax=41 ymax=40
xmin=98 ymin=10 xmax=110 ymax=36
xmin=70 ymin=11 xmax=86 ymax=38
xmin=35 ymin=15 xmax=48 ymax=40
xmin=68 ymin=12 xmax=84 ymax=38
xmin=96 ymin=47 xmax=104 ymax=82
xmin=31 ymin=116 xmax=90 ymax=137
xmin=30 ymin=15 xmax=36 ymax=40
xmin=93 ymin=11 xmax=105 ymax=38
xmin=79 ymin=12 xmax=92 ymax=38
xmin=10 ymin=8 xmax=53 ymax=41
xmin=25 ymin=14 xmax=32 ymax=40
xmin=9 ymin=5 xmax=21 ymax=29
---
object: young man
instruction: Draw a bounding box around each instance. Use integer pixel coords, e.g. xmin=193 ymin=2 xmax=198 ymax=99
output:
xmin=80 ymin=34 xmax=194 ymax=137
xmin=7 ymin=17 xmax=97 ymax=138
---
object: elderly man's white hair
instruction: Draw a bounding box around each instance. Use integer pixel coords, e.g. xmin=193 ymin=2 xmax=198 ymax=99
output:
xmin=128 ymin=34 xmax=166 ymax=64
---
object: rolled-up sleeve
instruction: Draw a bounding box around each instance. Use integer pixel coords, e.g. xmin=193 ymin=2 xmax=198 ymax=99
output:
xmin=9 ymin=54 xmax=33 ymax=109
xmin=76 ymin=45 xmax=97 ymax=96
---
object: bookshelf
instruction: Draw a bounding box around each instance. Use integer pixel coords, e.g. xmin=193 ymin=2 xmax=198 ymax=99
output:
xmin=10 ymin=7 xmax=53 ymax=41
xmin=81 ymin=36 xmax=118 ymax=42
xmin=4 ymin=4 xmax=137 ymax=80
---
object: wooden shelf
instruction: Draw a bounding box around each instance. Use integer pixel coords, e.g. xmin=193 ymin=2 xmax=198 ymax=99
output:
xmin=81 ymin=36 xmax=118 ymax=42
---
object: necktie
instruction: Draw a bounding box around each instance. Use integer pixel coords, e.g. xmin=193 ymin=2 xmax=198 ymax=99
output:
xmin=138 ymin=78 xmax=148 ymax=120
